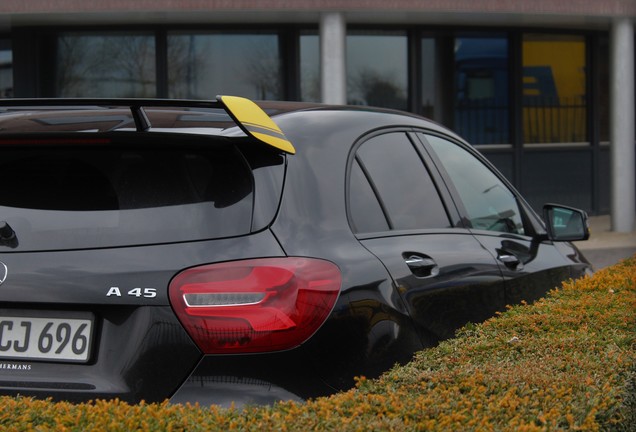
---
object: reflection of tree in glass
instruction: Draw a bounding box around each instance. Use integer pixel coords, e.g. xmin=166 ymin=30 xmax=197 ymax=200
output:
xmin=301 ymin=69 xmax=320 ymax=102
xmin=57 ymin=37 xmax=95 ymax=97
xmin=168 ymin=36 xmax=202 ymax=99
xmin=57 ymin=35 xmax=156 ymax=97
xmin=101 ymin=36 xmax=155 ymax=97
xmin=349 ymin=69 xmax=406 ymax=110
xmin=239 ymin=42 xmax=281 ymax=100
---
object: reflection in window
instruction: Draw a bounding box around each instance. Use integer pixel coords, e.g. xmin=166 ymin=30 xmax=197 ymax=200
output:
xmin=349 ymin=160 xmax=390 ymax=233
xmin=347 ymin=32 xmax=407 ymax=110
xmin=168 ymin=33 xmax=281 ymax=100
xmin=598 ymin=36 xmax=610 ymax=143
xmin=454 ymin=36 xmax=509 ymax=145
xmin=424 ymin=134 xmax=524 ymax=235
xmin=300 ymin=33 xmax=320 ymax=102
xmin=0 ymin=39 xmax=12 ymax=98
xmin=522 ymin=34 xmax=587 ymax=144
xmin=355 ymin=133 xmax=449 ymax=231
xmin=57 ymin=34 xmax=156 ymax=97
xmin=421 ymin=38 xmax=436 ymax=119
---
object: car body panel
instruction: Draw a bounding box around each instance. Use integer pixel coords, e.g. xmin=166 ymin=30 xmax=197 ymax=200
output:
xmin=468 ymin=232 xmax=584 ymax=304
xmin=0 ymin=231 xmax=286 ymax=305
xmin=0 ymin=232 xmax=286 ymax=401
xmin=0 ymin=305 xmax=199 ymax=403
xmin=360 ymin=230 xmax=506 ymax=345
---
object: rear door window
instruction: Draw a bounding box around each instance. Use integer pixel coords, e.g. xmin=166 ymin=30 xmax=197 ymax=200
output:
xmin=349 ymin=132 xmax=450 ymax=233
xmin=0 ymin=141 xmax=256 ymax=251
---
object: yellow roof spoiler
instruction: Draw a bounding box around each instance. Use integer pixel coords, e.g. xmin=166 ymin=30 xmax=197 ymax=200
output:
xmin=218 ymin=95 xmax=296 ymax=155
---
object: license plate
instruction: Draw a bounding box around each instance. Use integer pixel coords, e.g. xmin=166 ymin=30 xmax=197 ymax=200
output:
xmin=0 ymin=311 xmax=94 ymax=363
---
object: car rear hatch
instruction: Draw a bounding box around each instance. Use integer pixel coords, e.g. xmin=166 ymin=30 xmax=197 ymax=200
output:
xmin=0 ymin=98 xmax=290 ymax=402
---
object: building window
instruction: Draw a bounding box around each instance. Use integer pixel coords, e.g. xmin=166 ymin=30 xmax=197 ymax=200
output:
xmin=56 ymin=33 xmax=156 ymax=97
xmin=300 ymin=33 xmax=320 ymax=102
xmin=522 ymin=34 xmax=587 ymax=145
xmin=167 ymin=33 xmax=281 ymax=100
xmin=454 ymin=35 xmax=510 ymax=145
xmin=347 ymin=31 xmax=408 ymax=110
xmin=598 ymin=35 xmax=610 ymax=143
xmin=0 ymin=39 xmax=12 ymax=98
xmin=421 ymin=38 xmax=436 ymax=119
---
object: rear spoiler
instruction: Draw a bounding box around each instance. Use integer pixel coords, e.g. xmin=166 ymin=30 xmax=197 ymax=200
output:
xmin=0 ymin=95 xmax=296 ymax=154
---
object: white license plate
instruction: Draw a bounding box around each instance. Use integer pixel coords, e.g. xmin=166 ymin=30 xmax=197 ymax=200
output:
xmin=0 ymin=313 xmax=93 ymax=363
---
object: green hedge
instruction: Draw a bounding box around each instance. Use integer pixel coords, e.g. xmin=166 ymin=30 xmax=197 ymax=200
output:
xmin=1 ymin=257 xmax=634 ymax=431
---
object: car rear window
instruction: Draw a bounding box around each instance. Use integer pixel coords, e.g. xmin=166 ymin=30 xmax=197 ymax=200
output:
xmin=0 ymin=141 xmax=256 ymax=251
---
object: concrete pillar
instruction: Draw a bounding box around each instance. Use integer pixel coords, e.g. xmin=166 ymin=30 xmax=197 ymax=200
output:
xmin=610 ymin=18 xmax=636 ymax=232
xmin=320 ymin=12 xmax=346 ymax=105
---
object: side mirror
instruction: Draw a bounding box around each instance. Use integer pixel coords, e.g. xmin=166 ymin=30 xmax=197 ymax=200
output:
xmin=542 ymin=204 xmax=590 ymax=241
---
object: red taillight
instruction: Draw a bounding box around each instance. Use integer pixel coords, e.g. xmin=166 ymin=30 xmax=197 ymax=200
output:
xmin=168 ymin=258 xmax=341 ymax=354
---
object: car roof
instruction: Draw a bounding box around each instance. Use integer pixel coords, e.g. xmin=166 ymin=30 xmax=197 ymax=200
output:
xmin=259 ymin=100 xmax=468 ymax=146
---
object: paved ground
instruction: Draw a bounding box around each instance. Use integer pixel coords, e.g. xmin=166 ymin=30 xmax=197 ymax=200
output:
xmin=574 ymin=215 xmax=636 ymax=270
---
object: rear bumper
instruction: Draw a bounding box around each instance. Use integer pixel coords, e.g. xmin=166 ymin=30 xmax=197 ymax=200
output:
xmin=0 ymin=306 xmax=200 ymax=403
xmin=170 ymin=376 xmax=303 ymax=408
xmin=168 ymin=348 xmax=336 ymax=407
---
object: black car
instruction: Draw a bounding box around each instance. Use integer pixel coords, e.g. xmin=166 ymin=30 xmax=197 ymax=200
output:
xmin=0 ymin=96 xmax=590 ymax=406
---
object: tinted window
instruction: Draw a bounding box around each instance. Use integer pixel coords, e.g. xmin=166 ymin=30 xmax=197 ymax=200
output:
xmin=57 ymin=33 xmax=156 ymax=97
xmin=424 ymin=134 xmax=524 ymax=235
xmin=352 ymin=133 xmax=449 ymax=232
xmin=522 ymin=34 xmax=587 ymax=145
xmin=454 ymin=35 xmax=509 ymax=145
xmin=0 ymin=143 xmax=254 ymax=250
xmin=300 ymin=33 xmax=320 ymax=102
xmin=347 ymin=32 xmax=408 ymax=110
xmin=0 ymin=39 xmax=11 ymax=98
xmin=421 ymin=37 xmax=436 ymax=119
xmin=349 ymin=160 xmax=389 ymax=233
xmin=167 ymin=33 xmax=281 ymax=100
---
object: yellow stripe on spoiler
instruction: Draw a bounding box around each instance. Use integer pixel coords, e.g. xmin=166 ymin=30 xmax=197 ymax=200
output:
xmin=219 ymin=95 xmax=296 ymax=155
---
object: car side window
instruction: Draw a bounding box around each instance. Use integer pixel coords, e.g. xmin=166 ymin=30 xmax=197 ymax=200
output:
xmin=422 ymin=134 xmax=525 ymax=235
xmin=349 ymin=159 xmax=391 ymax=233
xmin=349 ymin=132 xmax=450 ymax=233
